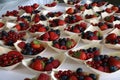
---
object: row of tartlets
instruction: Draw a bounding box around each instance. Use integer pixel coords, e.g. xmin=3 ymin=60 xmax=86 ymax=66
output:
xmin=0 ymin=0 xmax=120 ymax=80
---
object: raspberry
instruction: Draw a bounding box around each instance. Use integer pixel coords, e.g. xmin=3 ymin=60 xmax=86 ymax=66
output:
xmin=52 ymin=60 xmax=60 ymax=68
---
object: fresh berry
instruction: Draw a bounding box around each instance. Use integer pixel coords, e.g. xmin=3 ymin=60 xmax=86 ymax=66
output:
xmin=0 ymin=22 xmax=4 ymax=28
xmin=37 ymin=73 xmax=51 ymax=80
xmin=29 ymin=56 xmax=60 ymax=71
xmin=30 ymin=59 xmax=45 ymax=71
xmin=52 ymin=38 xmax=76 ymax=50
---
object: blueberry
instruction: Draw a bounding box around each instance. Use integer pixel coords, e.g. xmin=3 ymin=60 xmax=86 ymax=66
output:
xmin=1 ymin=30 xmax=8 ymax=36
xmin=99 ymin=55 xmax=104 ymax=60
xmin=104 ymin=55 xmax=109 ymax=59
xmin=21 ymin=50 xmax=27 ymax=55
xmin=36 ymin=56 xmax=42 ymax=59
xmin=98 ymin=36 xmax=103 ymax=40
xmin=98 ymin=22 xmax=104 ymax=27
xmin=50 ymin=57 xmax=54 ymax=61
xmin=19 ymin=23 xmax=25 ymax=27
xmin=102 ymin=62 xmax=108 ymax=67
xmin=6 ymin=40 xmax=14 ymax=46
xmin=107 ymin=24 xmax=113 ymax=28
xmin=31 ymin=58 xmax=36 ymax=62
xmin=78 ymin=76 xmax=84 ymax=80
xmin=40 ymin=15 xmax=47 ymax=21
xmin=25 ymin=43 xmax=31 ymax=48
xmin=27 ymin=50 xmax=33 ymax=55
xmin=89 ymin=73 xmax=97 ymax=80
xmin=70 ymin=16 xmax=76 ymax=20
xmin=60 ymin=40 xmax=66 ymax=46
xmin=114 ymin=56 xmax=120 ymax=60
xmin=60 ymin=75 xmax=68 ymax=80
xmin=93 ymin=47 xmax=98 ymax=51
xmin=93 ymin=56 xmax=101 ymax=61
xmin=110 ymin=66 xmax=118 ymax=72
xmin=26 ymin=16 xmax=31 ymax=21
xmin=53 ymin=40 xmax=58 ymax=44
xmin=87 ymin=48 xmax=93 ymax=53
xmin=55 ymin=30 xmax=60 ymax=35
xmin=32 ymin=10 xmax=40 ymax=14
xmin=76 ymin=68 xmax=83 ymax=73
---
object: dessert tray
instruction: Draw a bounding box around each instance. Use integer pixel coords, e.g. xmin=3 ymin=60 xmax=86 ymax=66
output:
xmin=0 ymin=1 xmax=120 ymax=80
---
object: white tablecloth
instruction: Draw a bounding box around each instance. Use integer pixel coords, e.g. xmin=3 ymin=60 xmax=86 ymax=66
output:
xmin=0 ymin=2 xmax=120 ymax=80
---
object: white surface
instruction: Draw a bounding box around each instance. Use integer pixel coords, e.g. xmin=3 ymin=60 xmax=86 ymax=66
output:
xmin=0 ymin=2 xmax=120 ymax=80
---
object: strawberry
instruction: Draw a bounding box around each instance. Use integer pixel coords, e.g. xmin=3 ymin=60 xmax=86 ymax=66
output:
xmin=18 ymin=41 xmax=26 ymax=49
xmin=54 ymin=43 xmax=60 ymax=49
xmin=73 ymin=51 xmax=87 ymax=60
xmin=73 ymin=28 xmax=80 ymax=33
xmin=30 ymin=59 xmax=45 ymax=71
xmin=37 ymin=73 xmax=50 ymax=80
xmin=80 ymin=6 xmax=86 ymax=11
xmin=49 ymin=32 xmax=59 ymax=41
xmin=106 ymin=33 xmax=117 ymax=41
xmin=92 ymin=2 xmax=97 ymax=6
xmin=32 ymin=3 xmax=39 ymax=9
xmin=31 ymin=40 xmax=41 ymax=49
xmin=108 ymin=57 xmax=120 ymax=68
xmin=51 ymin=60 xmax=60 ymax=68
xmin=97 ymin=66 xmax=104 ymax=72
xmin=43 ymin=32 xmax=50 ymax=39
xmin=84 ymin=76 xmax=93 ymax=80
xmin=79 ymin=22 xmax=87 ymax=28
xmin=0 ymin=22 xmax=4 ymax=28
xmin=51 ymin=1 xmax=57 ymax=6
xmin=112 ymin=6 xmax=119 ymax=12
xmin=60 ymin=45 xmax=67 ymax=50
xmin=89 ymin=36 xmax=98 ymax=40
xmin=99 ymin=24 xmax=108 ymax=30
xmin=33 ymin=14 xmax=40 ymax=23
xmin=58 ymin=20 xmax=65 ymax=26
xmin=106 ymin=8 xmax=112 ymax=13
xmin=66 ymin=40 xmax=73 ymax=49
xmin=44 ymin=63 xmax=53 ymax=71
xmin=15 ymin=24 xmax=21 ymax=31
xmin=66 ymin=8 xmax=74 ymax=14
xmin=38 ymin=27 xmax=46 ymax=32
xmin=25 ymin=6 xmax=33 ymax=13
xmin=69 ymin=75 xmax=78 ymax=80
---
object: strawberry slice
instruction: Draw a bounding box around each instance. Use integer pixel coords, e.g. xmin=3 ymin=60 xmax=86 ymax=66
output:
xmin=49 ymin=32 xmax=59 ymax=41
xmin=30 ymin=59 xmax=45 ymax=71
xmin=31 ymin=40 xmax=41 ymax=49
xmin=0 ymin=22 xmax=4 ymax=28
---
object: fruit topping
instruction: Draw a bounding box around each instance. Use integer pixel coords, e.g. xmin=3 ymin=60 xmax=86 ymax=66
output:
xmin=19 ymin=3 xmax=39 ymax=13
xmin=104 ymin=15 xmax=115 ymax=23
xmin=105 ymin=33 xmax=120 ymax=44
xmin=29 ymin=56 xmax=60 ymax=71
xmin=54 ymin=68 xmax=98 ymax=80
xmin=37 ymin=29 xmax=60 ymax=41
xmin=69 ymin=47 xmax=100 ymax=60
xmin=46 ymin=11 xmax=63 ymax=18
xmin=64 ymin=22 xmax=87 ymax=33
xmin=49 ymin=19 xmax=66 ymax=27
xmin=97 ymin=22 xmax=113 ymax=31
xmin=87 ymin=55 xmax=120 ymax=73
xmin=75 ymin=5 xmax=86 ymax=11
xmin=2 ymin=10 xmax=19 ymax=17
xmin=81 ymin=31 xmax=103 ymax=40
xmin=85 ymin=13 xmax=99 ymax=19
xmin=0 ymin=30 xmax=26 ymax=46
xmin=45 ymin=1 xmax=57 ymax=7
xmin=0 ymin=51 xmax=23 ymax=67
xmin=66 ymin=7 xmax=81 ymax=15
xmin=52 ymin=38 xmax=76 ymax=50
xmin=28 ymin=24 xmax=49 ymax=33
xmin=0 ymin=22 xmax=4 ymax=28
xmin=66 ymin=0 xmax=81 ymax=5
xmin=18 ymin=40 xmax=45 ymax=55
xmin=65 ymin=15 xmax=83 ymax=24
xmin=24 ymin=73 xmax=51 ymax=80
